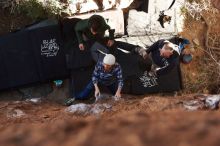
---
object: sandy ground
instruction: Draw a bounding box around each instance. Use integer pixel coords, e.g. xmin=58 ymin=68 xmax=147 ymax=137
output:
xmin=0 ymin=93 xmax=220 ymax=146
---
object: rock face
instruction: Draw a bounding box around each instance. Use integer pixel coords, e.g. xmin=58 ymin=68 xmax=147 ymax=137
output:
xmin=73 ymin=9 xmax=124 ymax=35
xmin=127 ymin=0 xmax=185 ymax=36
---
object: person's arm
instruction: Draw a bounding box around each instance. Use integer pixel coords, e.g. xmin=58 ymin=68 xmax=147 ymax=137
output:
xmin=92 ymin=62 xmax=101 ymax=96
xmin=74 ymin=19 xmax=89 ymax=44
xmin=156 ymin=58 xmax=177 ymax=76
xmin=114 ymin=64 xmax=123 ymax=98
xmin=99 ymin=16 xmax=114 ymax=39
xmin=103 ymin=22 xmax=115 ymax=47
xmin=108 ymin=28 xmax=115 ymax=40
xmin=94 ymin=83 xmax=100 ymax=97
xmin=146 ymin=39 xmax=165 ymax=54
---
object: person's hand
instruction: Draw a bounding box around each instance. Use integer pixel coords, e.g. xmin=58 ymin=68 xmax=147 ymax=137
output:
xmin=79 ymin=43 xmax=85 ymax=51
xmin=135 ymin=47 xmax=148 ymax=59
xmin=94 ymin=88 xmax=101 ymax=100
xmin=143 ymin=52 xmax=149 ymax=60
xmin=95 ymin=88 xmax=100 ymax=97
xmin=114 ymin=91 xmax=121 ymax=101
xmin=148 ymin=69 xmax=157 ymax=77
xmin=107 ymin=40 xmax=114 ymax=47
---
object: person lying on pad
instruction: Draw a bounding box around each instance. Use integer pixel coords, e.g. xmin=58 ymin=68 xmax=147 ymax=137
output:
xmin=65 ymin=54 xmax=123 ymax=106
xmin=140 ymin=39 xmax=181 ymax=76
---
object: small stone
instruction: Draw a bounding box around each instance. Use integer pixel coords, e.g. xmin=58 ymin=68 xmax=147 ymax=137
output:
xmin=52 ymin=108 xmax=60 ymax=111
xmin=192 ymin=38 xmax=200 ymax=46
xmin=190 ymin=47 xmax=195 ymax=52
xmin=43 ymin=115 xmax=50 ymax=119
xmin=7 ymin=109 xmax=26 ymax=118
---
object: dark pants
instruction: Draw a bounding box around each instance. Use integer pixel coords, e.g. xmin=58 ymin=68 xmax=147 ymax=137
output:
xmin=112 ymin=41 xmax=138 ymax=52
xmin=89 ymin=39 xmax=139 ymax=62
xmin=74 ymin=80 xmax=117 ymax=100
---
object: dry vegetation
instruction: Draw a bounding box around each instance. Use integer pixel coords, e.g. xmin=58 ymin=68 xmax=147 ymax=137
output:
xmin=180 ymin=0 xmax=220 ymax=94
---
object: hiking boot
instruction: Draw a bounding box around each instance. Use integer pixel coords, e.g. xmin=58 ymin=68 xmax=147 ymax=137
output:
xmin=64 ymin=98 xmax=75 ymax=106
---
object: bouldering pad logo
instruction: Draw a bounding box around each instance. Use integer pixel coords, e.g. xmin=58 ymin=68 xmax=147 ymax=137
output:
xmin=139 ymin=72 xmax=158 ymax=88
xmin=41 ymin=39 xmax=59 ymax=57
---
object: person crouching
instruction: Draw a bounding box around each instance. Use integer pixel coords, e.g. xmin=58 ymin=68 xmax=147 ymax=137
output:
xmin=65 ymin=54 xmax=123 ymax=106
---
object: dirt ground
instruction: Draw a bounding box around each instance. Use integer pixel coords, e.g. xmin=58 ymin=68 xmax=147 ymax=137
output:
xmin=0 ymin=93 xmax=220 ymax=146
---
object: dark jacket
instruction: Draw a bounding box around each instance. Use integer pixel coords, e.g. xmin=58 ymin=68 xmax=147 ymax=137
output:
xmin=74 ymin=15 xmax=114 ymax=44
xmin=147 ymin=39 xmax=178 ymax=76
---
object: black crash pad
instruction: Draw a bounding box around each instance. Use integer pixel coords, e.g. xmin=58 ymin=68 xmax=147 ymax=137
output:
xmin=0 ymin=18 xmax=182 ymax=95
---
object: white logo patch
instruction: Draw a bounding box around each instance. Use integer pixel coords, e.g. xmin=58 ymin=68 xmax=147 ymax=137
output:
xmin=139 ymin=72 xmax=158 ymax=88
xmin=41 ymin=39 xmax=59 ymax=57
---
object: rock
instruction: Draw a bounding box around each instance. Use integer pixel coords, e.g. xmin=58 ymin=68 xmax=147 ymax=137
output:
xmin=183 ymin=95 xmax=220 ymax=111
xmin=25 ymin=98 xmax=41 ymax=104
xmin=205 ymin=95 xmax=220 ymax=110
xmin=190 ymin=47 xmax=195 ymax=52
xmin=7 ymin=109 xmax=26 ymax=118
xmin=43 ymin=115 xmax=50 ymax=119
xmin=52 ymin=108 xmax=61 ymax=111
xmin=183 ymin=100 xmax=204 ymax=111
xmin=65 ymin=103 xmax=112 ymax=115
xmin=65 ymin=104 xmax=91 ymax=115
xmin=192 ymin=38 xmax=200 ymax=46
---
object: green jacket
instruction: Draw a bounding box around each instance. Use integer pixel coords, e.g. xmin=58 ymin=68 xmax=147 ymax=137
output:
xmin=74 ymin=15 xmax=114 ymax=44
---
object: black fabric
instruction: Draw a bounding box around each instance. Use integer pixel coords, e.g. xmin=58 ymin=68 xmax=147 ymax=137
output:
xmin=69 ymin=67 xmax=94 ymax=98
xmin=130 ymin=59 xmax=181 ymax=94
xmin=0 ymin=21 xmax=69 ymax=90
xmin=0 ymin=18 xmax=182 ymax=95
xmin=29 ymin=25 xmax=69 ymax=81
xmin=116 ymin=50 xmax=143 ymax=78
xmin=0 ymin=39 xmax=10 ymax=89
xmin=66 ymin=45 xmax=95 ymax=69
xmin=0 ymin=31 xmax=39 ymax=89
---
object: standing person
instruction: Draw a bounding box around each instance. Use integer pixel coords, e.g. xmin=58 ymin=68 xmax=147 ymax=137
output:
xmin=65 ymin=54 xmax=123 ymax=106
xmin=74 ymin=14 xmax=115 ymax=51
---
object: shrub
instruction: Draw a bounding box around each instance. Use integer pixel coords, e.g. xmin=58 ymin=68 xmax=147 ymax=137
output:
xmin=14 ymin=0 xmax=64 ymax=21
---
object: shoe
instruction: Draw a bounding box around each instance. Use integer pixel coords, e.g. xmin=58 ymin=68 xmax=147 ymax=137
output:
xmin=64 ymin=98 xmax=75 ymax=106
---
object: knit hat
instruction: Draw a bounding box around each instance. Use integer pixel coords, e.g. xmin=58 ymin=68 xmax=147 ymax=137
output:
xmin=103 ymin=54 xmax=115 ymax=65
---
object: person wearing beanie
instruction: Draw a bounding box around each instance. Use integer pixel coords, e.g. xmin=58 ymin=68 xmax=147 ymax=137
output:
xmin=64 ymin=54 xmax=123 ymax=106
xmin=142 ymin=39 xmax=181 ymax=76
